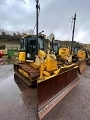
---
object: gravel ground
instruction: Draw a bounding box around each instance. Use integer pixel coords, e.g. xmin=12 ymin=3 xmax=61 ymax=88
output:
xmin=0 ymin=64 xmax=90 ymax=120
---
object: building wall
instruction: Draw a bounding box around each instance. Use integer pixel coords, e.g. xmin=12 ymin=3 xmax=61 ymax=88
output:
xmin=83 ymin=44 xmax=90 ymax=50
xmin=5 ymin=43 xmax=20 ymax=53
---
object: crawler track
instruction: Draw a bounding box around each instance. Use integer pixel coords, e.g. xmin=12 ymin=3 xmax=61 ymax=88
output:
xmin=14 ymin=63 xmax=40 ymax=86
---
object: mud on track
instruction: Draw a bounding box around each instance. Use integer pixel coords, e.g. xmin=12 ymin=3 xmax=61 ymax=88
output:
xmin=0 ymin=65 xmax=90 ymax=120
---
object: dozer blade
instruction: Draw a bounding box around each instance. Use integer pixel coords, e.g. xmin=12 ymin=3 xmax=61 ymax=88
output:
xmin=78 ymin=59 xmax=86 ymax=74
xmin=37 ymin=67 xmax=80 ymax=120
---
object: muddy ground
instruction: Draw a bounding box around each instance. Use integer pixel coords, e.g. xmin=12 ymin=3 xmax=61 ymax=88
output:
xmin=0 ymin=65 xmax=90 ymax=120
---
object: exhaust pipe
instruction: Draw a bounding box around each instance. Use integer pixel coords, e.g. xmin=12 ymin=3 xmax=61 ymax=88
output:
xmin=71 ymin=13 xmax=76 ymax=54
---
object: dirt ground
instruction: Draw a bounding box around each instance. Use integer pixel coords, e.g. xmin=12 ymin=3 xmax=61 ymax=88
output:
xmin=0 ymin=65 xmax=90 ymax=120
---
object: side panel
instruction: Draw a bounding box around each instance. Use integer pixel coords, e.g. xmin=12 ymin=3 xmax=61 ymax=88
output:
xmin=19 ymin=52 xmax=26 ymax=61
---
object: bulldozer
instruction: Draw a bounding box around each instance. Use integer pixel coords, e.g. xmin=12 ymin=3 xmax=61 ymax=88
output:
xmin=72 ymin=45 xmax=86 ymax=73
xmin=14 ymin=33 xmax=48 ymax=86
xmin=51 ymin=40 xmax=87 ymax=74
xmin=14 ymin=1 xmax=81 ymax=119
xmin=14 ymin=33 xmax=80 ymax=119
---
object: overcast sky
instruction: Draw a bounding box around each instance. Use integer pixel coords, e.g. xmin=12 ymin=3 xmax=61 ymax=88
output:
xmin=0 ymin=0 xmax=90 ymax=43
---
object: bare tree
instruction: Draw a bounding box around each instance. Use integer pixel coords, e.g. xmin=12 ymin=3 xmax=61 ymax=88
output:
xmin=1 ymin=29 xmax=6 ymax=36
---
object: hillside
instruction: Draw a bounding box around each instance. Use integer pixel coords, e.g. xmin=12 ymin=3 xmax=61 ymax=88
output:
xmin=0 ymin=35 xmax=20 ymax=49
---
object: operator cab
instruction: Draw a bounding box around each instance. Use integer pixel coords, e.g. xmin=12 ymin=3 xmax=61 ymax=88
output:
xmin=53 ymin=42 xmax=61 ymax=55
xmin=72 ymin=46 xmax=83 ymax=55
xmin=19 ymin=35 xmax=45 ymax=61
xmin=50 ymin=41 xmax=61 ymax=55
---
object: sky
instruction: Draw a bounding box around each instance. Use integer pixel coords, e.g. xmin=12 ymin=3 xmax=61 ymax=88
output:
xmin=0 ymin=0 xmax=90 ymax=44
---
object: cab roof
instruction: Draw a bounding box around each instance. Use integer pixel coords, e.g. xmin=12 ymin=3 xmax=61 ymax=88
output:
xmin=21 ymin=34 xmax=46 ymax=38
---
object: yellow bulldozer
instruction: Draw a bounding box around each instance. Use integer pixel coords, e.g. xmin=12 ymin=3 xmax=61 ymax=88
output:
xmin=14 ymin=1 xmax=81 ymax=119
xmin=51 ymin=40 xmax=86 ymax=74
xmin=14 ymin=33 xmax=80 ymax=119
xmin=72 ymin=45 xmax=86 ymax=73
xmin=14 ymin=34 xmax=47 ymax=86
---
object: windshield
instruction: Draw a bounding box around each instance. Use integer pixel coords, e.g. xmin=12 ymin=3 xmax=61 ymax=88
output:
xmin=26 ymin=36 xmax=44 ymax=50
xmin=73 ymin=47 xmax=80 ymax=54
xmin=27 ymin=37 xmax=36 ymax=51
xmin=26 ymin=36 xmax=44 ymax=60
xmin=20 ymin=38 xmax=26 ymax=50
xmin=54 ymin=43 xmax=58 ymax=55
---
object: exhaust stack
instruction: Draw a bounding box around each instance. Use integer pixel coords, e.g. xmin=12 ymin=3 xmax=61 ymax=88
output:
xmin=71 ymin=13 xmax=76 ymax=54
